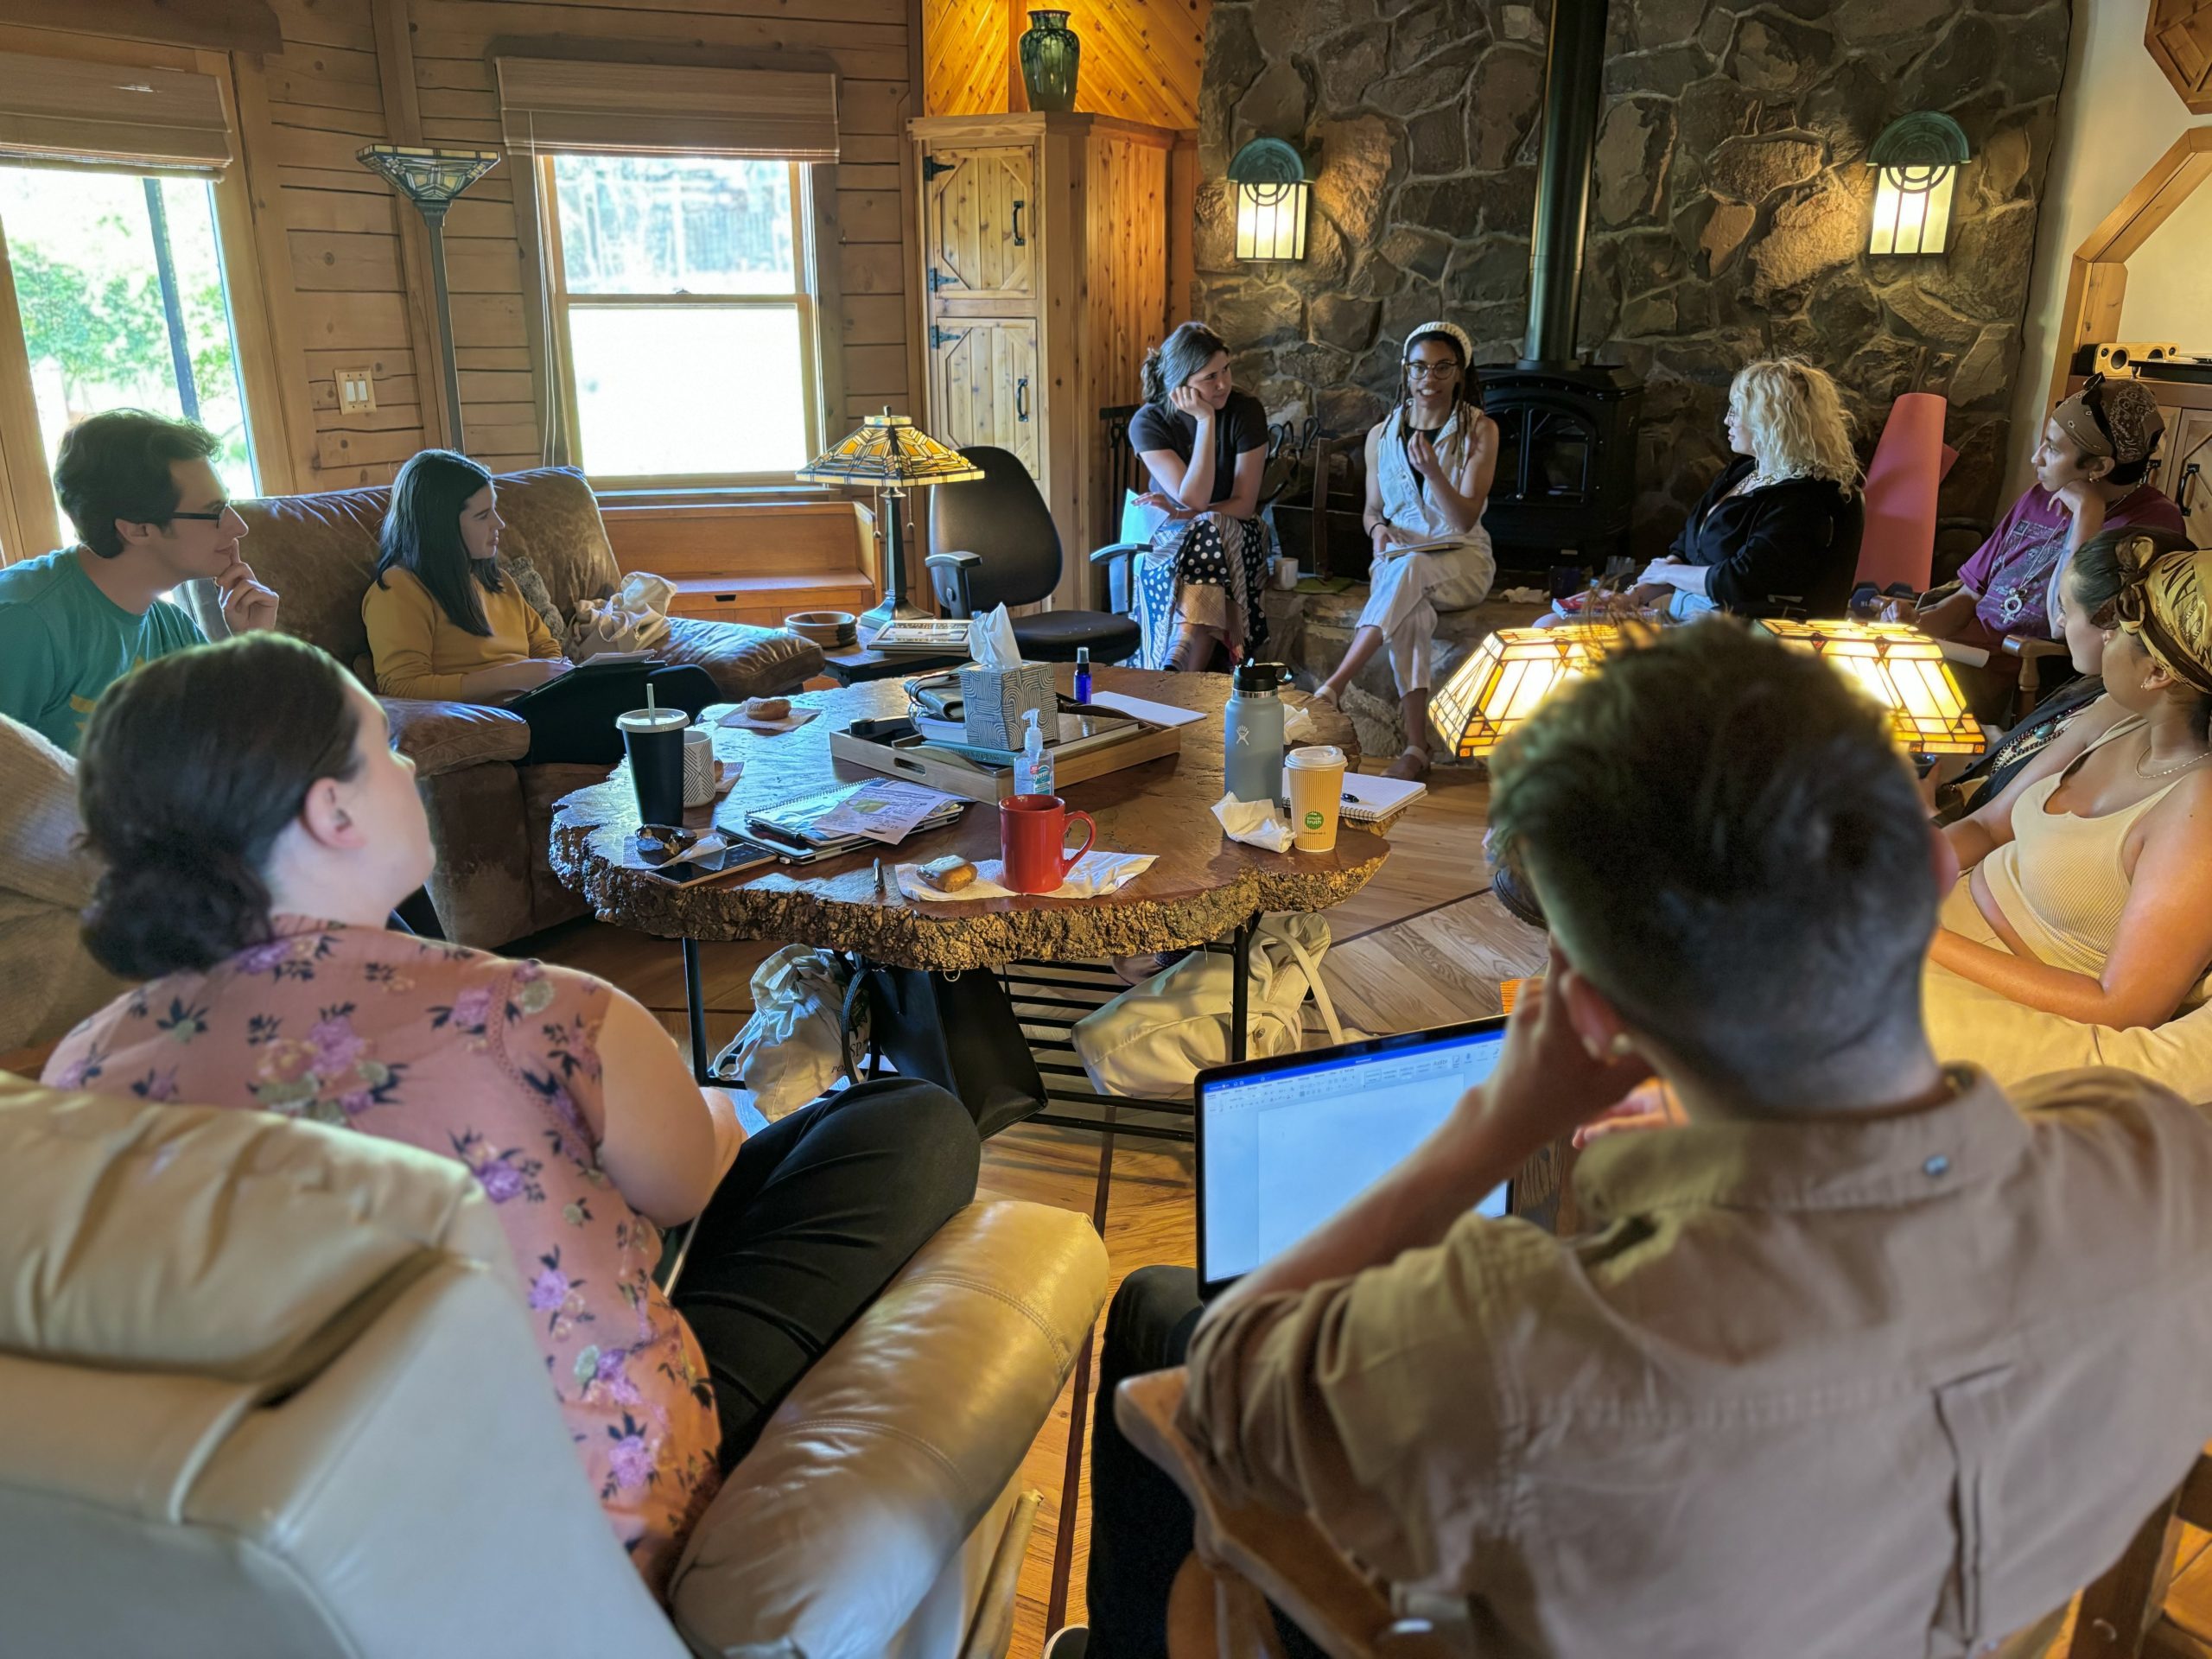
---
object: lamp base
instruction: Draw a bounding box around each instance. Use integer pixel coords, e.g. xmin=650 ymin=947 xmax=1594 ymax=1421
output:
xmin=857 ymin=595 xmax=934 ymax=639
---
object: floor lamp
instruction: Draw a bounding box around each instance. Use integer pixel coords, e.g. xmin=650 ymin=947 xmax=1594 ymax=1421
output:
xmin=357 ymin=143 xmax=502 ymax=454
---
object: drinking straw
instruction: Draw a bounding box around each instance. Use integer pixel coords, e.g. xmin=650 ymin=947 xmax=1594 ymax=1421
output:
xmin=647 ymin=683 xmax=658 ymax=713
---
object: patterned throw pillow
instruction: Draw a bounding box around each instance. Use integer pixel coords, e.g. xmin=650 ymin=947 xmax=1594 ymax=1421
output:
xmin=500 ymin=555 xmax=565 ymax=641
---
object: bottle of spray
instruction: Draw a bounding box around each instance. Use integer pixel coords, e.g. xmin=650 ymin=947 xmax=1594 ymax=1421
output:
xmin=1073 ymin=645 xmax=1093 ymax=705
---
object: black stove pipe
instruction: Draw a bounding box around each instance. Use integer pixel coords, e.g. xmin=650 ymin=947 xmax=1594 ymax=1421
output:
xmin=1521 ymin=0 xmax=1609 ymax=370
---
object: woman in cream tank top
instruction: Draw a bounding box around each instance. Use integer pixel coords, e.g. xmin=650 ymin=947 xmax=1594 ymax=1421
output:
xmin=1313 ymin=321 xmax=1497 ymax=780
xmin=1931 ymin=535 xmax=2212 ymax=1029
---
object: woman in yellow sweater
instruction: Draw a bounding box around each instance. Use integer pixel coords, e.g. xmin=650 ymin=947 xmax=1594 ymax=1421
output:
xmin=362 ymin=450 xmax=715 ymax=763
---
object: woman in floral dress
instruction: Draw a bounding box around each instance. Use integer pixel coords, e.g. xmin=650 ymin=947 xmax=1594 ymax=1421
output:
xmin=45 ymin=633 xmax=979 ymax=1597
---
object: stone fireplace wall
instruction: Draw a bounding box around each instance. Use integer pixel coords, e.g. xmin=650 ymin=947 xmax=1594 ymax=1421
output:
xmin=1195 ymin=0 xmax=2070 ymax=565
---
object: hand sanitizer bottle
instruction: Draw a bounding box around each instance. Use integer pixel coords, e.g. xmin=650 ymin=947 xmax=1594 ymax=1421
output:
xmin=1016 ymin=707 xmax=1054 ymax=798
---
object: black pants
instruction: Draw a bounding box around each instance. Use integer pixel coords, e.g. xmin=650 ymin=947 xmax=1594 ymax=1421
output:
xmin=518 ymin=662 xmax=720 ymax=766
xmin=1086 ymin=1266 xmax=1325 ymax=1658
xmin=671 ymin=1077 xmax=981 ymax=1470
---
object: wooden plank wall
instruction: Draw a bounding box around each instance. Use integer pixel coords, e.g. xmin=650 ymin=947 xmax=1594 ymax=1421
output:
xmin=1084 ymin=128 xmax=1169 ymax=548
xmin=922 ymin=0 xmax=1207 ymax=127
xmin=240 ymin=0 xmax=922 ymax=492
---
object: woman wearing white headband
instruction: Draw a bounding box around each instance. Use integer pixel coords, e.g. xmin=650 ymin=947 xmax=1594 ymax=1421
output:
xmin=1312 ymin=321 xmax=1497 ymax=779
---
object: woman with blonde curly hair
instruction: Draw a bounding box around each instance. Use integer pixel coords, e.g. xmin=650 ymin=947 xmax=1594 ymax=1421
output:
xmin=1635 ymin=356 xmax=1865 ymax=619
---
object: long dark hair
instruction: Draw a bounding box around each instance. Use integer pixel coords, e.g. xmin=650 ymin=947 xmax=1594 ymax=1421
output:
xmin=375 ymin=448 xmax=499 ymax=636
xmin=1141 ymin=321 xmax=1230 ymax=407
xmin=78 ymin=634 xmax=363 ymax=980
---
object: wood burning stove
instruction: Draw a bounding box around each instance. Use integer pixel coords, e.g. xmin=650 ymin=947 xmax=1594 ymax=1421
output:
xmin=1478 ymin=0 xmax=1643 ymax=566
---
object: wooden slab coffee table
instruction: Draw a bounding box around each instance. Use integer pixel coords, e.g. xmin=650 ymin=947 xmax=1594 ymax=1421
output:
xmin=550 ymin=664 xmax=1382 ymax=1116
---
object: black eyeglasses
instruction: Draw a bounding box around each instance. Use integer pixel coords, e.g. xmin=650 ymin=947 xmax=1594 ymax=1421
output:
xmin=168 ymin=502 xmax=235 ymax=522
xmin=1403 ymin=362 xmax=1459 ymax=379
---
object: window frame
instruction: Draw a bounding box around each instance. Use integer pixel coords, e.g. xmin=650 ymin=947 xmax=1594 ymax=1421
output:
xmin=0 ymin=30 xmax=292 ymax=566
xmin=533 ymin=151 xmax=828 ymax=492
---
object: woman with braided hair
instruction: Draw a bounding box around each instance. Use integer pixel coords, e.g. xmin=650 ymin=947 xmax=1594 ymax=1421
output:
xmin=1312 ymin=321 xmax=1498 ymax=779
xmin=1128 ymin=321 xmax=1273 ymax=671
xmin=1930 ymin=532 xmax=2212 ymax=1029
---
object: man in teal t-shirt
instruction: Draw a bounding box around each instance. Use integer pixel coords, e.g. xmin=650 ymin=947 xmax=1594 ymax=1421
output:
xmin=0 ymin=410 xmax=278 ymax=754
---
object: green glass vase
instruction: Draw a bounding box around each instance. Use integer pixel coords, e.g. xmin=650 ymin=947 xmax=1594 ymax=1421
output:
xmin=1020 ymin=10 xmax=1081 ymax=113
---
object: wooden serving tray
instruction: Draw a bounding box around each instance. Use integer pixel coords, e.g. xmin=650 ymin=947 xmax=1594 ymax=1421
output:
xmin=830 ymin=716 xmax=1183 ymax=804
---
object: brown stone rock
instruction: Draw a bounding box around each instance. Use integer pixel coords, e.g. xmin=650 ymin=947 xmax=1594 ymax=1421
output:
xmin=1922 ymin=200 xmax=2037 ymax=322
xmin=1236 ymin=60 xmax=1311 ymax=142
xmin=1633 ymin=0 xmax=1707 ymax=49
xmin=1620 ymin=289 xmax=1679 ymax=336
xmin=1905 ymin=16 xmax=2003 ymax=110
xmin=1200 ymin=5 xmax=1265 ymax=171
xmin=1726 ymin=11 xmax=1833 ymax=97
xmin=1408 ymin=105 xmax=1465 ymax=176
xmin=1706 ymin=134 xmax=1824 ymax=203
xmin=1319 ymin=29 xmax=1390 ymax=109
xmin=1253 ymin=0 xmax=1380 ymax=61
xmin=1301 ymin=209 xmax=1354 ymax=287
xmin=1443 ymin=237 xmax=1528 ymax=305
xmin=1845 ymin=330 xmax=1928 ymax=406
xmin=1595 ymin=99 xmax=1675 ymax=226
xmin=1379 ymin=224 xmax=1454 ymax=283
xmin=1974 ymin=122 xmax=2033 ymax=209
xmin=1476 ymin=164 xmax=1540 ymax=237
xmin=1748 ymin=181 xmax=1863 ymax=302
xmin=1799 ymin=55 xmax=1886 ymax=167
xmin=1697 ymin=200 xmax=1757 ymax=274
xmin=1832 ymin=0 xmax=1951 ymax=42
xmin=1313 ymin=115 xmax=1398 ymax=245
xmin=1675 ymin=75 xmax=1759 ymax=163
xmin=2004 ymin=4 xmax=2069 ymax=102
xmin=1394 ymin=176 xmax=1488 ymax=242
xmin=1948 ymin=326 xmax=2013 ymax=410
xmin=1320 ymin=383 xmax=1389 ymax=435
xmin=1375 ymin=54 xmax=1479 ymax=115
xmin=1193 ymin=180 xmax=1239 ymax=275
xmin=1880 ymin=283 xmax=1982 ymax=347
xmin=1213 ymin=283 xmax=1305 ymax=351
xmin=1937 ymin=416 xmax=2006 ymax=527
xmin=1466 ymin=48 xmax=1544 ymax=168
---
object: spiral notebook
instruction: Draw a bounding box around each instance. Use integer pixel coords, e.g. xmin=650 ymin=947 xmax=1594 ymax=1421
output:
xmin=1284 ymin=768 xmax=1427 ymax=827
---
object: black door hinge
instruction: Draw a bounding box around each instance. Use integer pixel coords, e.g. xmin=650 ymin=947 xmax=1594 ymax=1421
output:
xmin=930 ymin=323 xmax=963 ymax=348
xmin=927 ymin=266 xmax=952 ymax=294
xmin=922 ymin=154 xmax=956 ymax=181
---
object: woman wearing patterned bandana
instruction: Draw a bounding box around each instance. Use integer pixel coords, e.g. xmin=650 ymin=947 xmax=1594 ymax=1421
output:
xmin=1910 ymin=373 xmax=2183 ymax=716
xmin=1929 ymin=532 xmax=2212 ymax=1030
xmin=1312 ymin=321 xmax=1498 ymax=780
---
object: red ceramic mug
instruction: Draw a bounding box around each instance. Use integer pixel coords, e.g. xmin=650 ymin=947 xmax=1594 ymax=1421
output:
xmin=1000 ymin=793 xmax=1097 ymax=893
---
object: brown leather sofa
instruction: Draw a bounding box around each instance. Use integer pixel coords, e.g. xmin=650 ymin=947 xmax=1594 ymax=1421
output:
xmin=0 ymin=1071 xmax=1107 ymax=1656
xmin=0 ymin=715 xmax=121 ymax=1054
xmin=183 ymin=467 xmax=823 ymax=947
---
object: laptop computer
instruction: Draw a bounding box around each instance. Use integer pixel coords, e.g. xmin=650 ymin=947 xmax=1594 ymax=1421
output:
xmin=1195 ymin=1018 xmax=1516 ymax=1298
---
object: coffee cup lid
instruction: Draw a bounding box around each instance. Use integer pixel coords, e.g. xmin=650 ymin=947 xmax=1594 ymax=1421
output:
xmin=617 ymin=708 xmax=690 ymax=733
xmin=1285 ymin=744 xmax=1345 ymax=768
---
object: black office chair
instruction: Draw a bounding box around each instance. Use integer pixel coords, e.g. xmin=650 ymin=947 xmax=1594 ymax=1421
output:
xmin=925 ymin=445 xmax=1143 ymax=664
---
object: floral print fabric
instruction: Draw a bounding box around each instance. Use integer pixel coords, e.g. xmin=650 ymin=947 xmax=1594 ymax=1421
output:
xmin=45 ymin=918 xmax=721 ymax=1596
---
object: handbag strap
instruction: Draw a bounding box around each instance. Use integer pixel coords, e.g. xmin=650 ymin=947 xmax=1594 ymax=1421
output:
xmin=1260 ymin=918 xmax=1344 ymax=1047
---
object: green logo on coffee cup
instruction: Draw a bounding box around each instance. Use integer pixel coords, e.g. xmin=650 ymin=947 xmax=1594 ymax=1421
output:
xmin=1304 ymin=810 xmax=1324 ymax=830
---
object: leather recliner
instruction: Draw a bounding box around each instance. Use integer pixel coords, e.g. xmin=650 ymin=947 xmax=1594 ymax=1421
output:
xmin=0 ymin=1073 xmax=1107 ymax=1656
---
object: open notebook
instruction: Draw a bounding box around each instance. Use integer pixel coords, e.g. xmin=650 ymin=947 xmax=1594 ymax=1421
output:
xmin=1281 ymin=767 xmax=1427 ymax=826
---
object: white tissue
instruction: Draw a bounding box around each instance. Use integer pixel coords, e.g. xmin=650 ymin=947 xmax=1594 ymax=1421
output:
xmin=895 ymin=849 xmax=1156 ymax=902
xmin=968 ymin=604 xmax=1022 ymax=670
xmin=1282 ymin=702 xmax=1316 ymax=741
xmin=1212 ymin=791 xmax=1294 ymax=852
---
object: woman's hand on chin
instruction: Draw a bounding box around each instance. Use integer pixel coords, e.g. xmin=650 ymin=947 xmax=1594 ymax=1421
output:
xmin=1169 ymin=385 xmax=1212 ymax=423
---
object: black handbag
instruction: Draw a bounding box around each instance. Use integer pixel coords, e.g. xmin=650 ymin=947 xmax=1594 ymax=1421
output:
xmin=840 ymin=963 xmax=1045 ymax=1138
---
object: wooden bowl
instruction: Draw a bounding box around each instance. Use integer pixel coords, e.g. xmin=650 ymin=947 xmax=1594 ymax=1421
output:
xmin=784 ymin=609 xmax=857 ymax=647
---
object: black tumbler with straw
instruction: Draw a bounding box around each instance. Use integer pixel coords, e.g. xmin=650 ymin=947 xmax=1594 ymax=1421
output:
xmin=618 ymin=683 xmax=689 ymax=827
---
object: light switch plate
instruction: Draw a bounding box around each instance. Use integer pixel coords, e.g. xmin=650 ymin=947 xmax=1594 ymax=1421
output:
xmin=336 ymin=366 xmax=376 ymax=413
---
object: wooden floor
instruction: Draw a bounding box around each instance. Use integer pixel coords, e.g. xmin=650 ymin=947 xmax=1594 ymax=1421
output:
xmin=537 ymin=764 xmax=1543 ymax=1656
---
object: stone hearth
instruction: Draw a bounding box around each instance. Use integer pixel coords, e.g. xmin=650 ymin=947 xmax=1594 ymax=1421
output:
xmin=1194 ymin=0 xmax=2069 ymax=575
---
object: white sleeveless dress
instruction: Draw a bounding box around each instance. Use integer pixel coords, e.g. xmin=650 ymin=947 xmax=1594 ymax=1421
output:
xmin=1362 ymin=404 xmax=1497 ymax=693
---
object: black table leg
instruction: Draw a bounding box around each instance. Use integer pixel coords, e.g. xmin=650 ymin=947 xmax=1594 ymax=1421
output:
xmin=1230 ymin=916 xmax=1253 ymax=1064
xmin=682 ymin=938 xmax=711 ymax=1084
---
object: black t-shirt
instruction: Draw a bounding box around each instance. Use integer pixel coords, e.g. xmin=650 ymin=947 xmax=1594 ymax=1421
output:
xmin=1130 ymin=391 xmax=1268 ymax=505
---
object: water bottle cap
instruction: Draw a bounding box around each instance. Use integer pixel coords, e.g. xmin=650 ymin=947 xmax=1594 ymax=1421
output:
xmin=1232 ymin=660 xmax=1287 ymax=694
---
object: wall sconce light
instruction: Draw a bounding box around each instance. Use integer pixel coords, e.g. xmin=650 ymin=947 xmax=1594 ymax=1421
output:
xmin=1227 ymin=137 xmax=1311 ymax=262
xmin=1867 ymin=112 xmax=1969 ymax=257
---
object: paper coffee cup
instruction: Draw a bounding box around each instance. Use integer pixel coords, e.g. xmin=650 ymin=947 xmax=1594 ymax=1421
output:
xmin=681 ymin=727 xmax=717 ymax=808
xmin=1284 ymin=744 xmax=1347 ymax=853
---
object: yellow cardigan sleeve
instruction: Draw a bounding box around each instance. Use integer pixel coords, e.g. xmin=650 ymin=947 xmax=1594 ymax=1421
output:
xmin=361 ymin=570 xmax=468 ymax=702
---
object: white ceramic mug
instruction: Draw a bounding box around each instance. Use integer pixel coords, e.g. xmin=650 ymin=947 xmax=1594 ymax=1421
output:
xmin=681 ymin=727 xmax=718 ymax=809
xmin=1272 ymin=556 xmax=1300 ymax=591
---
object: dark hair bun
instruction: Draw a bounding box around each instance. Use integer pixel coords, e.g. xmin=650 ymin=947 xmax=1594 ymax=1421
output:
xmin=80 ymin=842 xmax=273 ymax=981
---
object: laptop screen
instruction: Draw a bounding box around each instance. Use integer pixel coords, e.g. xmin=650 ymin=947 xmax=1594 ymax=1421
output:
xmin=1198 ymin=1020 xmax=1513 ymax=1294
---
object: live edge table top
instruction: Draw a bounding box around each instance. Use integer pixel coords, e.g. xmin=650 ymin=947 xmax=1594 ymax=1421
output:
xmin=548 ymin=664 xmax=1386 ymax=973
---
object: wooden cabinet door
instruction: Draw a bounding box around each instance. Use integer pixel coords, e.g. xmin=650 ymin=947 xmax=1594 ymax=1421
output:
xmin=921 ymin=145 xmax=1036 ymax=307
xmin=930 ymin=316 xmax=1040 ymax=475
xmin=2158 ymin=404 xmax=2212 ymax=517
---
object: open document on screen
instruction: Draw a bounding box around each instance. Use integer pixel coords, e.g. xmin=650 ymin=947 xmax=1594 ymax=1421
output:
xmin=1201 ymin=1026 xmax=1514 ymax=1287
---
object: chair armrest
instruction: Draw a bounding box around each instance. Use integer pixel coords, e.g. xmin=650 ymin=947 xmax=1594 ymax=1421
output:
xmin=925 ymin=550 xmax=979 ymax=619
xmin=656 ymin=617 xmax=823 ymax=699
xmin=2002 ymin=636 xmax=2069 ymax=658
xmin=381 ymin=697 xmax=530 ymax=779
xmin=1088 ymin=539 xmax=1147 ymax=565
xmin=1117 ymin=1370 xmax=1460 ymax=1659
xmin=1089 ymin=541 xmax=1147 ymax=614
xmin=669 ymin=1200 xmax=1107 ymax=1657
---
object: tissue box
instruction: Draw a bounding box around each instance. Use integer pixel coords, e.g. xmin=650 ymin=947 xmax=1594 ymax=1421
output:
xmin=959 ymin=662 xmax=1056 ymax=750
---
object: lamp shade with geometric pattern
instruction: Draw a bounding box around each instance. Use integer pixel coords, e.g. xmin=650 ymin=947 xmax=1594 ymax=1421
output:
xmin=1758 ymin=618 xmax=1985 ymax=755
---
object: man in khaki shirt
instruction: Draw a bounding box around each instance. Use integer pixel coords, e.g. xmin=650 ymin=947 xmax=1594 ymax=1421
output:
xmin=1051 ymin=622 xmax=2212 ymax=1659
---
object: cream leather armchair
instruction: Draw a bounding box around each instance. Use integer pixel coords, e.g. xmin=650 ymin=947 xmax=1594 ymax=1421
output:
xmin=0 ymin=1074 xmax=1107 ymax=1657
